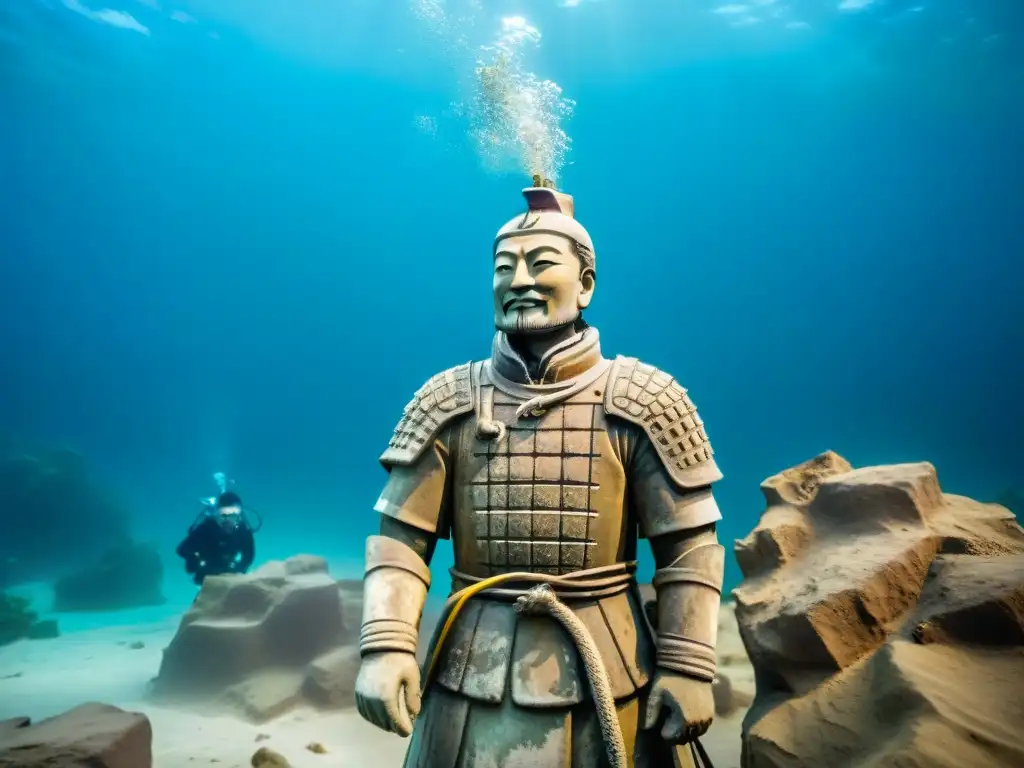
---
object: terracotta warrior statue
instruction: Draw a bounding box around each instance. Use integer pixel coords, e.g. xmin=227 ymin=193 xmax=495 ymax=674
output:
xmin=354 ymin=178 xmax=725 ymax=768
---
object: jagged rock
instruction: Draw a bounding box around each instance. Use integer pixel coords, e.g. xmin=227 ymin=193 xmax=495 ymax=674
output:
xmin=734 ymin=452 xmax=1024 ymax=768
xmin=0 ymin=702 xmax=151 ymax=768
xmin=53 ymin=543 xmax=165 ymax=612
xmin=151 ymin=555 xmax=361 ymax=722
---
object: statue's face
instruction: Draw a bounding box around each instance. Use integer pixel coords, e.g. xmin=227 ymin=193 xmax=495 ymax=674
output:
xmin=493 ymin=232 xmax=594 ymax=334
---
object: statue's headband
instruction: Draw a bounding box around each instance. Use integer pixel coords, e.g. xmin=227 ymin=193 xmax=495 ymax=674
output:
xmin=494 ymin=181 xmax=595 ymax=256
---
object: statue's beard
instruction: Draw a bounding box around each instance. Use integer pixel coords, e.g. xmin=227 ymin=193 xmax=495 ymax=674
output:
xmin=496 ymin=305 xmax=579 ymax=335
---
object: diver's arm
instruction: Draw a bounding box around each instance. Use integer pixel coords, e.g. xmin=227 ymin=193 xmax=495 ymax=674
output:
xmin=176 ymin=524 xmax=203 ymax=559
xmin=175 ymin=535 xmax=194 ymax=559
xmin=238 ymin=530 xmax=255 ymax=571
xmin=178 ymin=519 xmax=219 ymax=575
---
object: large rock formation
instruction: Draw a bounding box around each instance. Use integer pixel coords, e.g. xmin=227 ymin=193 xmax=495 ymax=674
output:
xmin=150 ymin=555 xmax=362 ymax=722
xmin=0 ymin=443 xmax=129 ymax=589
xmin=0 ymin=702 xmax=152 ymax=768
xmin=733 ymin=452 xmax=1024 ymax=768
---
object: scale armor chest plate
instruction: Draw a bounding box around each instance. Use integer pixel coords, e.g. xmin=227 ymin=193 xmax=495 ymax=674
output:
xmin=450 ymin=380 xmax=632 ymax=578
xmin=376 ymin=354 xmax=721 ymax=709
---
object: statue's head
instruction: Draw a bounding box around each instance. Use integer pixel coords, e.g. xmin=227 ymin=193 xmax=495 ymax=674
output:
xmin=492 ymin=179 xmax=596 ymax=335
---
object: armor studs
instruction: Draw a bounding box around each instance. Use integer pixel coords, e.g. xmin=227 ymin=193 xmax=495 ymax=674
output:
xmin=604 ymin=356 xmax=723 ymax=489
xmin=381 ymin=363 xmax=476 ymax=467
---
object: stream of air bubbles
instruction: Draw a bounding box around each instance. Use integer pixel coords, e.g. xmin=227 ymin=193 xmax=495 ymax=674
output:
xmin=411 ymin=0 xmax=575 ymax=183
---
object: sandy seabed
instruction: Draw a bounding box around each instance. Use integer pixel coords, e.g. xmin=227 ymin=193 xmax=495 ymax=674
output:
xmin=0 ymin=603 xmax=748 ymax=768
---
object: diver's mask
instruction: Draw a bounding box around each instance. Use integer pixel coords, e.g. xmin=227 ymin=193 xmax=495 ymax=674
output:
xmin=217 ymin=505 xmax=243 ymax=531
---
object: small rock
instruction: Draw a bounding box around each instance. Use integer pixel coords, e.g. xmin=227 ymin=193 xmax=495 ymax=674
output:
xmin=255 ymin=733 xmax=270 ymax=742
xmin=712 ymin=674 xmax=736 ymax=716
xmin=251 ymin=746 xmax=290 ymax=767
xmin=306 ymin=742 xmax=327 ymax=754
xmin=128 ymin=641 xmax=145 ymax=650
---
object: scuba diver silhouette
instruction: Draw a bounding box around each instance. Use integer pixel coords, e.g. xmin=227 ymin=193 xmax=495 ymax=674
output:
xmin=176 ymin=473 xmax=262 ymax=585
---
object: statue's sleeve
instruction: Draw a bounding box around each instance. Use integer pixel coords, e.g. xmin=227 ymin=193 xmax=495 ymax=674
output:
xmin=372 ymin=425 xmax=455 ymax=540
xmin=629 ymin=433 xmax=722 ymax=539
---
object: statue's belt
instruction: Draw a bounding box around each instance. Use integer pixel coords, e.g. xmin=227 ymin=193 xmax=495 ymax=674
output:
xmin=448 ymin=562 xmax=637 ymax=602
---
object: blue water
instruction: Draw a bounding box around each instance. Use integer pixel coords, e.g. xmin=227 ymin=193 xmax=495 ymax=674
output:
xmin=1 ymin=0 xmax=1021 ymax=626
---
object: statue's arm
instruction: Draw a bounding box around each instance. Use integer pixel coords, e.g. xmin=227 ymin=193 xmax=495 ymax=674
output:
xmin=631 ymin=436 xmax=725 ymax=685
xmin=378 ymin=515 xmax=438 ymax=566
xmin=359 ymin=431 xmax=452 ymax=659
xmin=647 ymin=520 xmax=722 ymax=681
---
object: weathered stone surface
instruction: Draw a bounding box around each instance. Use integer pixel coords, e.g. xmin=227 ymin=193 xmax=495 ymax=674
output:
xmin=734 ymin=451 xmax=851 ymax=580
xmin=734 ymin=452 xmax=1024 ymax=768
xmin=0 ymin=703 xmax=152 ymax=768
xmin=151 ymin=555 xmax=362 ymax=722
xmin=910 ymin=553 xmax=1024 ymax=647
xmin=303 ymin=645 xmax=361 ymax=709
xmin=336 ymin=578 xmax=364 ymax=636
xmin=223 ymin=669 xmax=306 ymax=723
xmin=745 ymin=640 xmax=1024 ymax=768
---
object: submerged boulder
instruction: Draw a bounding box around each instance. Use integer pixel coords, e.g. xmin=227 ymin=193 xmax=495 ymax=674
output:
xmin=53 ymin=542 xmax=165 ymax=612
xmin=0 ymin=443 xmax=129 ymax=589
xmin=151 ymin=555 xmax=363 ymax=722
xmin=0 ymin=592 xmax=60 ymax=646
xmin=0 ymin=702 xmax=152 ymax=768
xmin=734 ymin=452 xmax=1024 ymax=768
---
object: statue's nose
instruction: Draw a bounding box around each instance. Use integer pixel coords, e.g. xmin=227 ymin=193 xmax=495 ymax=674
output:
xmin=509 ymin=261 xmax=534 ymax=289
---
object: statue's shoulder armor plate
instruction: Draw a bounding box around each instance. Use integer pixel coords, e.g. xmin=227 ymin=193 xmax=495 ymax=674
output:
xmin=379 ymin=361 xmax=477 ymax=467
xmin=604 ymin=356 xmax=723 ymax=489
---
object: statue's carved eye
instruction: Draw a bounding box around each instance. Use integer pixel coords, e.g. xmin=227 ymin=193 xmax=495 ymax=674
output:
xmin=495 ymin=264 xmax=513 ymax=274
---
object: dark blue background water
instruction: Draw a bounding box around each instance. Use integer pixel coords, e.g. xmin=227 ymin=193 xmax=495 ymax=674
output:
xmin=2 ymin=0 xmax=1021 ymax=592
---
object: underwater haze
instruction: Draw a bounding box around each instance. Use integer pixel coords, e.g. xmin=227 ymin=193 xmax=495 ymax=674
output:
xmin=1 ymin=0 xmax=1022 ymax=610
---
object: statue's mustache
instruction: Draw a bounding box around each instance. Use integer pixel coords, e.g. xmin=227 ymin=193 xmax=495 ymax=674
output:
xmin=502 ymin=290 xmax=549 ymax=313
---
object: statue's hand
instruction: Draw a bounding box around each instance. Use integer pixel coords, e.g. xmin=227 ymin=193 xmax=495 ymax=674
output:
xmin=641 ymin=670 xmax=714 ymax=744
xmin=355 ymin=651 xmax=422 ymax=737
